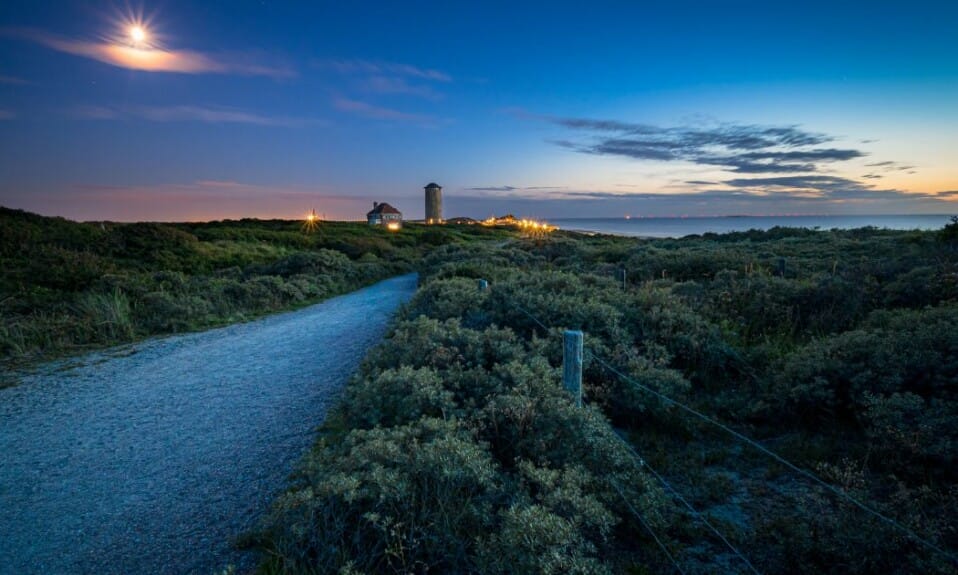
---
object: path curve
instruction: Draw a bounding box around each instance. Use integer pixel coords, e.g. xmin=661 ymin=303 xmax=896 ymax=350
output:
xmin=0 ymin=273 xmax=418 ymax=575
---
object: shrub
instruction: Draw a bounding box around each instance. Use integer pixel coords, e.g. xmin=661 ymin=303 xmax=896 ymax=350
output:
xmin=264 ymin=418 xmax=499 ymax=574
xmin=74 ymin=288 xmax=134 ymax=342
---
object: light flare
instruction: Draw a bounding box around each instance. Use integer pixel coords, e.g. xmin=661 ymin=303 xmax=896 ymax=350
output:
xmin=130 ymin=25 xmax=146 ymax=44
xmin=302 ymin=209 xmax=320 ymax=233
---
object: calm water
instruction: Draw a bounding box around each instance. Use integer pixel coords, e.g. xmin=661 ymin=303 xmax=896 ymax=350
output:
xmin=552 ymin=215 xmax=955 ymax=238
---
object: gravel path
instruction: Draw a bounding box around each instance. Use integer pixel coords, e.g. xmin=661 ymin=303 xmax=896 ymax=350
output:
xmin=0 ymin=273 xmax=417 ymax=575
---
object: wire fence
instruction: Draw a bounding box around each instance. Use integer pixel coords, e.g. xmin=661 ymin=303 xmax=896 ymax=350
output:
xmin=484 ymin=279 xmax=958 ymax=571
xmin=609 ymin=478 xmax=688 ymax=575
xmin=610 ymin=426 xmax=761 ymax=575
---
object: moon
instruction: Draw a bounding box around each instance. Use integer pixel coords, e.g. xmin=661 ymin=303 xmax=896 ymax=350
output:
xmin=130 ymin=26 xmax=146 ymax=43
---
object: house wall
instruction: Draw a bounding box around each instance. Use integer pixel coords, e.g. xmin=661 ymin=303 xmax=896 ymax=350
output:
xmin=368 ymin=212 xmax=402 ymax=225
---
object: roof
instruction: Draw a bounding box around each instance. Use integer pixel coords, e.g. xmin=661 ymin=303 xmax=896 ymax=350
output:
xmin=367 ymin=202 xmax=402 ymax=216
xmin=424 ymin=182 xmax=441 ymax=189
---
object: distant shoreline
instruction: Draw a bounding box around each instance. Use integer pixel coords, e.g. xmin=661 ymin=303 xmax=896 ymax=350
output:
xmin=550 ymin=214 xmax=954 ymax=239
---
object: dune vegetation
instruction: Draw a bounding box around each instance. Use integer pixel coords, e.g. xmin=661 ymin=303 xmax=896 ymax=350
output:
xmin=5 ymin=206 xmax=957 ymax=572
xmin=257 ymin=221 xmax=958 ymax=574
xmin=0 ymin=207 xmax=510 ymax=370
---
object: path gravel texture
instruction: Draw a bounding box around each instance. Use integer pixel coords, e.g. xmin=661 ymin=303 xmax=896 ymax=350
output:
xmin=0 ymin=273 xmax=418 ymax=575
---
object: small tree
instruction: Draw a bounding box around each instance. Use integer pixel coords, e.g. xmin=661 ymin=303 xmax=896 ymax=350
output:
xmin=939 ymin=215 xmax=958 ymax=245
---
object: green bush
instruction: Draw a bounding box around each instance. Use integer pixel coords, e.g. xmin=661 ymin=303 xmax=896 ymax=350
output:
xmin=3 ymin=209 xmax=514 ymax=363
xmin=264 ymin=418 xmax=500 ymax=573
xmin=260 ymin=223 xmax=958 ymax=574
xmin=260 ymin=309 xmax=669 ymax=573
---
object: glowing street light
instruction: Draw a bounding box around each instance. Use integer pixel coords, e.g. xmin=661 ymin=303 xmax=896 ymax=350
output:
xmin=302 ymin=209 xmax=320 ymax=233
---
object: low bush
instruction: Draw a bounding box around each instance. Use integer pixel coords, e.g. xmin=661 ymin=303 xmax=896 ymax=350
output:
xmin=0 ymin=208 xmax=513 ymax=364
xmin=259 ymin=313 xmax=669 ymax=573
xmin=262 ymin=224 xmax=958 ymax=573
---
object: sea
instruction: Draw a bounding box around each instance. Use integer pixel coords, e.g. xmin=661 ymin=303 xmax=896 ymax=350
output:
xmin=551 ymin=214 xmax=956 ymax=238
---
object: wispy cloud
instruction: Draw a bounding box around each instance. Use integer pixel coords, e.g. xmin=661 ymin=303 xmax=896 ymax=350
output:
xmin=0 ymin=109 xmax=14 ymax=120
xmin=5 ymin=28 xmax=294 ymax=78
xmin=332 ymin=97 xmax=446 ymax=127
xmin=721 ymin=175 xmax=873 ymax=196
xmin=360 ymin=75 xmax=443 ymax=100
xmin=0 ymin=74 xmax=29 ymax=85
xmin=542 ymin=114 xmax=869 ymax=174
xmin=466 ymin=185 xmax=566 ymax=192
xmin=318 ymin=59 xmax=451 ymax=82
xmin=73 ymin=104 xmax=311 ymax=126
xmin=318 ymin=58 xmax=452 ymax=105
xmin=865 ymin=160 xmax=916 ymax=172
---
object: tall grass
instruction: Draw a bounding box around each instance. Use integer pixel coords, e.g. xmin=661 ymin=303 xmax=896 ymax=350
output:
xmin=75 ymin=288 xmax=135 ymax=343
xmin=1 ymin=208 xmax=513 ymax=364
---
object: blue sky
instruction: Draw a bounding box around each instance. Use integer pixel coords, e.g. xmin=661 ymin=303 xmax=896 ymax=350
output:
xmin=1 ymin=0 xmax=956 ymax=221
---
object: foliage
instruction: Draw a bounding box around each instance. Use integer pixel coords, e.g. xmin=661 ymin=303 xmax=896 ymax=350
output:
xmin=0 ymin=207 xmax=511 ymax=364
xmin=259 ymin=315 xmax=668 ymax=574
xmin=262 ymin=222 xmax=958 ymax=573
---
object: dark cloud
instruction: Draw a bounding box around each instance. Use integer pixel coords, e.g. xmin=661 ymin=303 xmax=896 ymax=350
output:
xmin=546 ymin=115 xmax=870 ymax=174
xmin=723 ymin=175 xmax=869 ymax=192
xmin=862 ymin=174 xmax=883 ymax=179
xmin=717 ymin=175 xmax=930 ymax=201
xmin=685 ymin=180 xmax=717 ymax=185
xmin=704 ymin=149 xmax=865 ymax=173
xmin=866 ymin=160 xmax=916 ymax=172
xmin=467 ymin=185 xmax=519 ymax=191
xmin=442 ymin=184 xmax=958 ymax=219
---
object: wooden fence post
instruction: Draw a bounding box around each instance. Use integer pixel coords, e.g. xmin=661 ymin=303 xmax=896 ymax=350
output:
xmin=563 ymin=330 xmax=583 ymax=407
xmin=478 ymin=279 xmax=489 ymax=291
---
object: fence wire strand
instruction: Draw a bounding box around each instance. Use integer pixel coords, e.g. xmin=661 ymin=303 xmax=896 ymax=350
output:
xmin=588 ymin=351 xmax=958 ymax=566
xmin=486 ymin=280 xmax=958 ymax=568
xmin=609 ymin=426 xmax=762 ymax=575
xmin=610 ymin=479 xmax=688 ymax=575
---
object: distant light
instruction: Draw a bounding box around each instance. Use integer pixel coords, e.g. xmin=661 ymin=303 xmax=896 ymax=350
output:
xmin=302 ymin=209 xmax=319 ymax=233
xmin=387 ymin=222 xmax=401 ymax=231
xmin=130 ymin=25 xmax=147 ymax=44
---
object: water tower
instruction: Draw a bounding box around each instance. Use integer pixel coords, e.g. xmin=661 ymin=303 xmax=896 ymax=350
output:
xmin=424 ymin=182 xmax=443 ymax=224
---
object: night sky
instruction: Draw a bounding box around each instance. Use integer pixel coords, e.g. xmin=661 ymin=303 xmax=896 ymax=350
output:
xmin=1 ymin=1 xmax=956 ymax=221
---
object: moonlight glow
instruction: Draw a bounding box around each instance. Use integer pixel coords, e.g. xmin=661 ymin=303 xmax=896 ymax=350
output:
xmin=129 ymin=26 xmax=146 ymax=44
